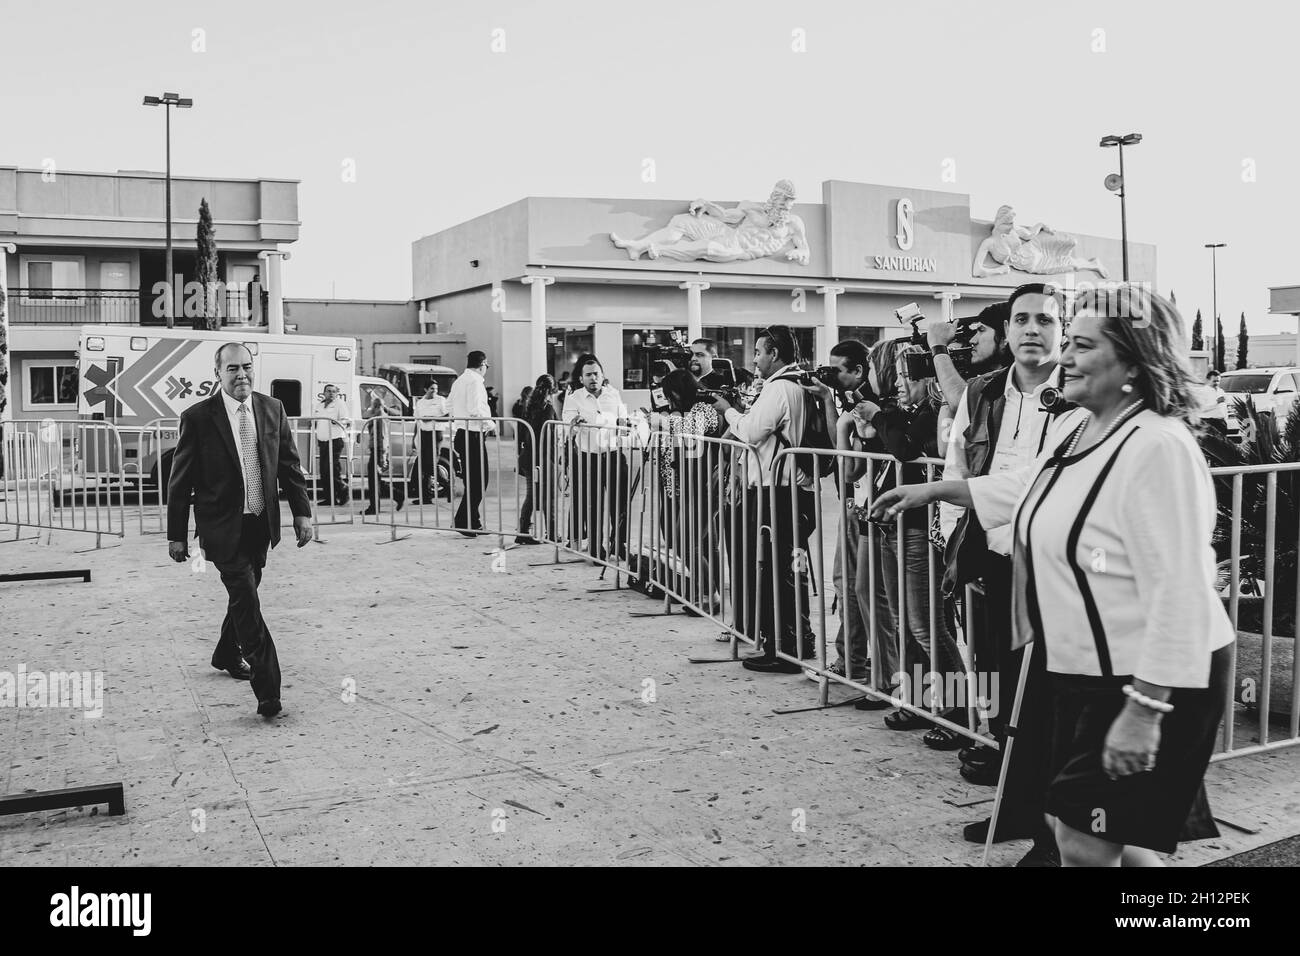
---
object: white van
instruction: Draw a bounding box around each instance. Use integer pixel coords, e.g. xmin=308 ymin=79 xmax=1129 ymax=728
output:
xmin=76 ymin=325 xmax=409 ymax=486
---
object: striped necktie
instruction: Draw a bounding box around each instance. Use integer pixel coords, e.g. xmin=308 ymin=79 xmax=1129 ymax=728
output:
xmin=238 ymin=402 xmax=265 ymax=515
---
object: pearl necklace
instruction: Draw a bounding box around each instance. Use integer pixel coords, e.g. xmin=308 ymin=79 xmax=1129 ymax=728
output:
xmin=1063 ymin=401 xmax=1145 ymax=457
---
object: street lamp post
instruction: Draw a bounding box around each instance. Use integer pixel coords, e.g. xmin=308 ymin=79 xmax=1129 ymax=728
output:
xmin=1206 ymin=242 xmax=1226 ymax=368
xmin=143 ymin=92 xmax=193 ymax=328
xmin=1100 ymin=133 xmax=1142 ymax=282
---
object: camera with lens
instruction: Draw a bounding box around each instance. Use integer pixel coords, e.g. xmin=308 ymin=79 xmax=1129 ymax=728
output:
xmin=894 ymin=302 xmax=976 ymax=382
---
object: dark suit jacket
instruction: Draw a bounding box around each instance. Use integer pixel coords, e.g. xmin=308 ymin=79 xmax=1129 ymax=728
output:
xmin=167 ymin=391 xmax=312 ymax=563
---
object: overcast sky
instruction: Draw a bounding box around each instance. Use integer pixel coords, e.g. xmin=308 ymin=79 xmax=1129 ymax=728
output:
xmin=4 ymin=0 xmax=1296 ymax=333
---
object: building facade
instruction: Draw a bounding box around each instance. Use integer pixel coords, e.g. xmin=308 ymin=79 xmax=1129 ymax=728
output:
xmin=1 ymin=165 xmax=298 ymax=420
xmin=412 ymin=180 xmax=1157 ymax=408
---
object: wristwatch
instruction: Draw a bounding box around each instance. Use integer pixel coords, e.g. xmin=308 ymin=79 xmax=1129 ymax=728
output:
xmin=930 ymin=344 xmax=949 ymax=357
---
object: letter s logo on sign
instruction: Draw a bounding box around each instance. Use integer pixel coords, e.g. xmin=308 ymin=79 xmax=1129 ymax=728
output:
xmin=896 ymin=198 xmax=914 ymax=251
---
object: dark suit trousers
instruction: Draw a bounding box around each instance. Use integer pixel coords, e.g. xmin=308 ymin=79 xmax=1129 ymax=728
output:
xmin=454 ymin=430 xmax=487 ymax=530
xmin=979 ymin=554 xmax=1051 ymax=839
xmin=211 ymin=514 xmax=281 ymax=704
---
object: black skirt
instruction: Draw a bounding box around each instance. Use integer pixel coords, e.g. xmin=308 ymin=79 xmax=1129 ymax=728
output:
xmin=1044 ymin=643 xmax=1233 ymax=854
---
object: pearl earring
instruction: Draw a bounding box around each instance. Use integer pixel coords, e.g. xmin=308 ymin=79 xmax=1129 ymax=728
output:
xmin=1121 ymin=382 xmax=1134 ymax=394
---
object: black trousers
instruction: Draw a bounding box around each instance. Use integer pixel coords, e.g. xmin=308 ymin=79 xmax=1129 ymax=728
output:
xmin=367 ymin=451 xmax=405 ymax=511
xmin=211 ymin=513 xmax=281 ymax=704
xmin=977 ymin=554 xmax=1052 ymax=838
xmin=730 ymin=486 xmax=816 ymax=658
xmin=408 ymin=430 xmax=438 ymax=501
xmin=316 ymin=438 xmax=347 ymax=504
xmin=453 ymin=430 xmax=487 ymax=529
xmin=572 ymin=451 xmax=629 ymax=559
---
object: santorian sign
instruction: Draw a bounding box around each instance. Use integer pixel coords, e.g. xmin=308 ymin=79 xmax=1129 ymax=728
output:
xmin=824 ymin=181 xmax=973 ymax=283
xmin=869 ymin=254 xmax=937 ymax=272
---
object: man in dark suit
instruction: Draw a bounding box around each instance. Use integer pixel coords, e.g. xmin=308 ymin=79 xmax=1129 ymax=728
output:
xmin=167 ymin=342 xmax=313 ymax=718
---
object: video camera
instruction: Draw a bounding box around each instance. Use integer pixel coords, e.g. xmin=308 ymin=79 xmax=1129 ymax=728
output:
xmin=645 ymin=332 xmax=749 ymax=412
xmin=894 ymin=302 xmax=975 ymax=380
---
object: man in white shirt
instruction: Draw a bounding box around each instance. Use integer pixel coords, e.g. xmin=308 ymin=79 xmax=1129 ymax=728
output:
xmin=562 ymin=356 xmax=640 ymax=560
xmin=939 ymin=283 xmax=1086 ymax=865
xmin=711 ymin=326 xmax=818 ymax=674
xmin=410 ymin=382 xmax=448 ymax=502
xmin=311 ymin=384 xmax=350 ymax=505
xmin=447 ymin=351 xmax=496 ymax=534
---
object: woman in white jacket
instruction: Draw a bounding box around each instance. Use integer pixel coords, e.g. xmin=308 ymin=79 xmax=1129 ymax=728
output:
xmin=872 ymin=285 xmax=1234 ymax=866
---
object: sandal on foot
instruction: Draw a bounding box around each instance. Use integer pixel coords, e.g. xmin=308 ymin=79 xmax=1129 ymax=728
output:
xmin=884 ymin=709 xmax=933 ymax=731
xmin=923 ymin=725 xmax=967 ymax=750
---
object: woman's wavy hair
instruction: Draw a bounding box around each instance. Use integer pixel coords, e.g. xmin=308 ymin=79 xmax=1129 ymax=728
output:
xmin=894 ymin=344 xmax=945 ymax=408
xmin=1071 ymin=284 xmax=1198 ymax=421
xmin=660 ymin=368 xmax=699 ymax=413
xmin=525 ymin=374 xmax=557 ymax=420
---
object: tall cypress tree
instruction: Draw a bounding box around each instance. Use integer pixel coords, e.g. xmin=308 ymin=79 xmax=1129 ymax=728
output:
xmin=1237 ymin=313 xmax=1249 ymax=369
xmin=1214 ymin=314 xmax=1226 ymax=372
xmin=1191 ymin=309 xmax=1204 ymax=351
xmin=195 ymin=198 xmax=219 ymax=331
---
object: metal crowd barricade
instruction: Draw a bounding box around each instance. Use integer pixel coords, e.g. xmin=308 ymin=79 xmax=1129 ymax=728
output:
xmin=358 ymin=415 xmax=530 ymax=550
xmin=764 ymin=446 xmax=994 ymax=748
xmin=1208 ymin=460 xmax=1300 ymax=761
xmin=0 ymin=419 xmax=128 ymax=548
xmin=534 ymin=419 xmax=646 ymax=585
xmin=285 ymin=415 xmax=359 ymax=539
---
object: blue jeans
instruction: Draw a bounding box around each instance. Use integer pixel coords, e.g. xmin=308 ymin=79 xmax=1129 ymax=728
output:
xmin=873 ymin=524 xmax=965 ymax=706
xmin=832 ymin=513 xmax=871 ymax=681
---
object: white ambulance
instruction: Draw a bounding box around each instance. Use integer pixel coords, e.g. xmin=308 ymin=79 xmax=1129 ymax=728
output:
xmin=76 ymin=325 xmax=411 ymax=488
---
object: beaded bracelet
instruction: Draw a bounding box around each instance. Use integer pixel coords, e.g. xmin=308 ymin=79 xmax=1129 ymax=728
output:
xmin=1122 ymin=684 xmax=1175 ymax=714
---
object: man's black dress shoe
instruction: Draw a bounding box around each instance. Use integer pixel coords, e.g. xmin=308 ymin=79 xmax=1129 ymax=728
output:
xmin=256 ymin=699 xmax=282 ymax=718
xmin=959 ymin=744 xmax=999 ymax=766
xmin=212 ymin=660 xmax=251 ymax=681
xmin=959 ymin=760 xmax=1001 ymax=786
xmin=962 ymin=816 xmax=1038 ymax=845
xmin=854 ymin=696 xmax=895 ymax=711
xmin=741 ymin=655 xmax=803 ymax=674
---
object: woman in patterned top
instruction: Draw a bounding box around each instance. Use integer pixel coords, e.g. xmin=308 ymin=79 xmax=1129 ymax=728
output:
xmin=649 ymin=369 xmax=723 ymax=613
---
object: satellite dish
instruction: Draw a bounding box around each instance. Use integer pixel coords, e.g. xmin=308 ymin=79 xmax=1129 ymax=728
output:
xmin=1104 ymin=173 xmax=1123 ymax=192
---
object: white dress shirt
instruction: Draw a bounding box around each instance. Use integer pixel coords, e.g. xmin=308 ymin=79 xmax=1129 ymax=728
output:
xmin=221 ymin=389 xmax=258 ymax=515
xmin=415 ymin=394 xmax=448 ymax=433
xmin=562 ymin=385 xmax=645 ymax=453
xmin=311 ymin=397 xmax=349 ymax=441
xmin=722 ymin=364 xmax=812 ymax=489
xmin=969 ymin=410 xmax=1234 ymax=687
xmin=940 ymin=366 xmax=1085 ymax=554
xmin=448 ymin=369 xmax=496 ymax=434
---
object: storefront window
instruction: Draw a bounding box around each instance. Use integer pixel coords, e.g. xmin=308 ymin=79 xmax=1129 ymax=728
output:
xmin=701 ymin=326 xmax=815 ymax=375
xmin=837 ymin=326 xmax=884 ymax=349
xmin=546 ymin=326 xmax=593 ymax=389
xmin=622 ymin=327 xmax=687 ymax=391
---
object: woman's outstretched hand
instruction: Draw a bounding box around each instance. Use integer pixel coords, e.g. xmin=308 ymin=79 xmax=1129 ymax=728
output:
xmin=868 ymin=484 xmax=933 ymax=521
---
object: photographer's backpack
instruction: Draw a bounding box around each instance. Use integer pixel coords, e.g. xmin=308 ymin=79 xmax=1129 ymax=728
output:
xmin=770 ymin=371 xmax=834 ymax=483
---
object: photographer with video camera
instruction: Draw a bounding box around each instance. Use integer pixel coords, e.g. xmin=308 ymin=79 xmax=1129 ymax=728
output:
xmin=796 ymin=340 xmax=876 ymax=684
xmin=711 ymin=326 xmax=819 ymax=673
xmin=918 ymin=302 xmax=1012 ymax=410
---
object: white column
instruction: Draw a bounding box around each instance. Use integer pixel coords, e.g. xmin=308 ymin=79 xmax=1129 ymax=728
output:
xmin=0 ymin=243 xmax=14 ymax=424
xmin=258 ymin=249 xmax=291 ymax=335
xmin=679 ymin=280 xmax=709 ymax=343
xmin=521 ymin=275 xmax=554 ymax=380
xmin=933 ymin=290 xmax=961 ymax=323
xmin=816 ymin=285 xmax=844 ymax=366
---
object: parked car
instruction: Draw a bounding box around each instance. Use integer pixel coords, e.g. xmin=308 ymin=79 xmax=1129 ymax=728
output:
xmin=1221 ymin=367 xmax=1300 ymax=440
xmin=377 ymin=363 xmax=458 ymax=404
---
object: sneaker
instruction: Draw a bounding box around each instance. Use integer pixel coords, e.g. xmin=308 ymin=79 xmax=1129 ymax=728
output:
xmin=806 ymin=659 xmax=847 ymax=681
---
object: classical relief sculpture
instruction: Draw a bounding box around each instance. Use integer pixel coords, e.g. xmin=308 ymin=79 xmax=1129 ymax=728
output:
xmin=972 ymin=205 xmax=1108 ymax=278
xmin=611 ymin=179 xmax=811 ymax=265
